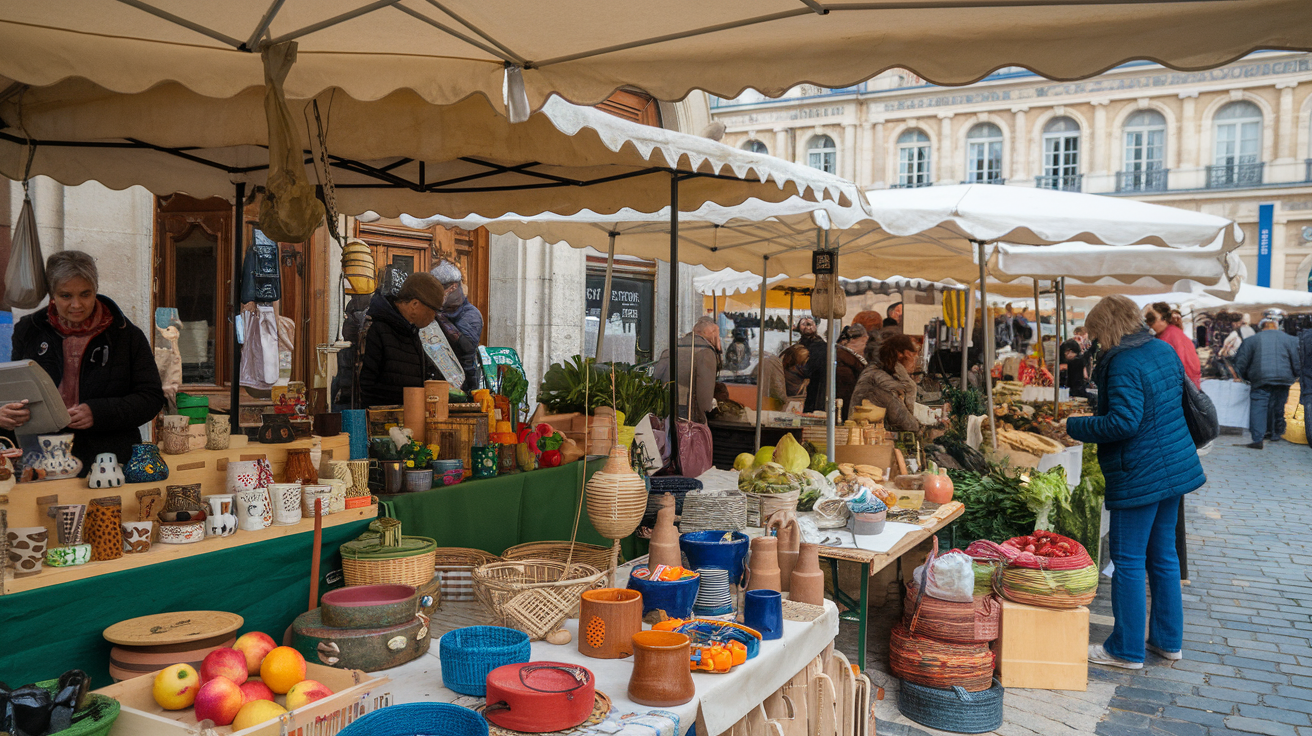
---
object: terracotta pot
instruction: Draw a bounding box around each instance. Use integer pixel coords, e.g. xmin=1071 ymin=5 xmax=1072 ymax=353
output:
xmin=647 ymin=493 xmax=681 ymax=571
xmin=770 ymin=517 xmax=800 ymax=593
xmin=283 ymin=448 xmax=319 ymax=485
xmin=578 ymin=588 xmax=643 ymax=659
xmin=923 ymin=470 xmax=955 ymax=504
xmin=790 ymin=543 xmax=826 ymax=606
xmin=746 ymin=536 xmax=781 ymax=592
xmin=628 ymin=631 xmax=695 ymax=707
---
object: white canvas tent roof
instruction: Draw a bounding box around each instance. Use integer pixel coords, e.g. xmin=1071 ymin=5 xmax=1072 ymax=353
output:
xmin=1127 ymin=283 xmax=1312 ymax=313
xmin=985 ymin=241 xmax=1246 ymax=298
xmin=1 ymin=1 xmax=1307 ymax=115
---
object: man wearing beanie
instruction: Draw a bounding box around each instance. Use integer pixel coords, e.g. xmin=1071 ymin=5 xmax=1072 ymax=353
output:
xmin=431 ymin=260 xmax=485 ymax=392
xmin=358 ymin=271 xmax=443 ymax=406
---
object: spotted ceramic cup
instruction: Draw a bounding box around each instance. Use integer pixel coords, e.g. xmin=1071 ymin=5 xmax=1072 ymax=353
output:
xmin=121 ymin=521 xmax=154 ymax=553
xmin=7 ymin=527 xmax=48 ymax=576
xmin=47 ymin=543 xmax=91 ymax=566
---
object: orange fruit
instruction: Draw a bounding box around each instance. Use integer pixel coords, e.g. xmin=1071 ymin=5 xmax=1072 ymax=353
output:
xmin=257 ymin=647 xmax=306 ymax=694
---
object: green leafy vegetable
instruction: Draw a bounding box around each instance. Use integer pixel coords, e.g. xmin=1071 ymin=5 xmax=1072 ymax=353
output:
xmin=1054 ymin=444 xmax=1105 ymax=555
xmin=1020 ymin=467 xmax=1071 ymax=531
xmin=946 ymin=467 xmax=1037 ymax=544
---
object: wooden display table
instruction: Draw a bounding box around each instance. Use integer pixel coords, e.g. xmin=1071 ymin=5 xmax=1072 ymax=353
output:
xmin=2 ymin=435 xmax=371 ymax=594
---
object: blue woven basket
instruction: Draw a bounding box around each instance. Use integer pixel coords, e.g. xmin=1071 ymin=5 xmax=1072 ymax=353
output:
xmin=897 ymin=678 xmax=1004 ymax=734
xmin=439 ymin=626 xmax=531 ymax=697
xmin=641 ymin=477 xmax=702 ymax=527
xmin=338 ymin=703 xmax=488 ymax=736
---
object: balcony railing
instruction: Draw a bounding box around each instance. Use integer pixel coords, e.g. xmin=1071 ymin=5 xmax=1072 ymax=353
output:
xmin=1306 ymin=158 xmax=1311 ymax=183
xmin=1035 ymin=174 xmax=1082 ymax=192
xmin=891 ymin=180 xmax=934 ymax=189
xmin=1206 ymin=162 xmax=1264 ymax=189
xmin=961 ymin=176 xmax=1005 ymax=185
xmin=1116 ymin=168 xmax=1169 ymax=193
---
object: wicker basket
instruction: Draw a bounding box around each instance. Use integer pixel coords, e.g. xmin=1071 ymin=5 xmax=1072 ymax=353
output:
xmin=340 ymin=532 xmax=439 ymax=587
xmin=903 ymin=583 xmax=1002 ymax=644
xmin=897 ymin=678 xmax=1004 ymax=734
xmin=677 ymin=489 xmax=748 ymax=533
xmin=889 ymin=623 xmax=995 ymax=693
xmin=434 ymin=547 xmax=502 ymax=602
xmin=584 ymin=445 xmax=648 ymax=540
xmin=439 ymin=625 xmax=531 ymax=697
xmin=473 ymin=559 xmax=607 ymax=640
xmin=37 ymin=680 xmax=120 ymax=736
xmin=501 ymin=541 xmax=615 ymax=570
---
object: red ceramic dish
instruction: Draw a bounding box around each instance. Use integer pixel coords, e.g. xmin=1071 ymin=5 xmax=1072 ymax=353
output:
xmin=321 ymin=584 xmax=418 ymax=628
xmin=484 ymin=662 xmax=595 ymax=733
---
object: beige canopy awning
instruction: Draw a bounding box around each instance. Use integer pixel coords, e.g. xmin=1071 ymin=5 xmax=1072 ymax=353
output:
xmin=0 ymin=81 xmax=859 ymax=217
xmin=1 ymin=1 xmax=1307 ymax=115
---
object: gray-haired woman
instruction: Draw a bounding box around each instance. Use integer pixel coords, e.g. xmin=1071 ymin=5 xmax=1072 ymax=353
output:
xmin=4 ymin=251 xmax=164 ymax=475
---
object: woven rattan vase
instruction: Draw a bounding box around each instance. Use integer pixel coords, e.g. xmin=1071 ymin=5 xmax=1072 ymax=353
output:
xmin=584 ymin=446 xmax=646 ymax=540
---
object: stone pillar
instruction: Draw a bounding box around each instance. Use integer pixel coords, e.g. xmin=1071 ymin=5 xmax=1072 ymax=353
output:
xmin=1090 ymin=101 xmax=1109 ymax=178
xmin=842 ymin=123 xmax=857 ymax=181
xmin=1276 ymin=82 xmax=1297 ymax=164
xmin=859 ymin=122 xmax=875 ymax=188
xmin=1178 ymin=92 xmax=1199 ymax=189
xmin=1011 ymin=107 xmax=1029 ymax=183
xmin=774 ymin=128 xmax=791 ymax=163
xmin=939 ymin=114 xmax=955 ymax=184
xmin=1271 ymin=214 xmax=1289 ymax=290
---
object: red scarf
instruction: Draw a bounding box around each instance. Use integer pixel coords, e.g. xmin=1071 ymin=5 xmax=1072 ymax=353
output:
xmin=47 ymin=300 xmax=114 ymax=408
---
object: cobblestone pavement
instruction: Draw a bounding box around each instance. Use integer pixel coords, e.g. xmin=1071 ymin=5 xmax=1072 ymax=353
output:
xmin=833 ymin=437 xmax=1312 ymax=735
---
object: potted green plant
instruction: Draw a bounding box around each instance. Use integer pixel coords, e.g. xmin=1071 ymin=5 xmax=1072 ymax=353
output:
xmin=400 ymin=440 xmax=435 ymax=492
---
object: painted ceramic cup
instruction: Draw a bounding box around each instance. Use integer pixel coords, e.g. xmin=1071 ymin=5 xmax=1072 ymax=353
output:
xmin=205 ymin=494 xmax=237 ymax=537
xmin=471 ymin=445 xmax=499 ymax=479
xmin=6 ymin=527 xmax=48 ymax=576
xmin=269 ymin=483 xmax=303 ymax=525
xmin=346 ymin=460 xmax=371 ymax=497
xmin=87 ymin=453 xmax=125 ymax=489
xmin=318 ymin=478 xmax=347 ymax=514
xmin=301 ymin=484 xmax=332 ymax=518
xmin=33 ymin=434 xmax=82 ymax=479
xmin=205 ymin=414 xmax=231 ymax=450
xmin=226 ymin=459 xmax=274 ymax=496
xmin=237 ymin=488 xmax=273 ymax=531
xmin=158 ymin=521 xmax=205 ymax=544
xmin=159 ymin=415 xmax=192 ymax=455
xmin=48 ymin=504 xmax=87 ymax=546
xmin=46 ymin=543 xmax=92 ymax=567
xmin=121 ymin=521 xmax=154 ymax=553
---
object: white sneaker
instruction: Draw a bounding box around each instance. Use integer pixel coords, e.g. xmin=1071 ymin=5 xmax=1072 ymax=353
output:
xmin=1147 ymin=643 xmax=1183 ymax=661
xmin=1088 ymin=644 xmax=1143 ymax=669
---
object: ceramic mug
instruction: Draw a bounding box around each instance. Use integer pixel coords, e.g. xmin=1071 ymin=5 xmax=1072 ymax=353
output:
xmin=269 ymin=483 xmax=303 ymax=525
xmin=226 ymin=459 xmax=274 ymax=496
xmin=205 ymin=414 xmax=231 ymax=450
xmin=301 ymin=484 xmax=332 ymax=518
xmin=46 ymin=544 xmax=92 ymax=567
xmin=237 ymin=488 xmax=273 ymax=531
xmin=205 ymin=494 xmax=237 ymax=537
xmin=6 ymin=527 xmax=48 ymax=576
xmin=159 ymin=415 xmax=192 ymax=455
xmin=121 ymin=521 xmax=154 ymax=553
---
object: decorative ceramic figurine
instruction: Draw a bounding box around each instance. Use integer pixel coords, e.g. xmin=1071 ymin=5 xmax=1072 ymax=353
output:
xmin=6 ymin=527 xmax=48 ymax=576
xmin=121 ymin=521 xmax=154 ymax=553
xmin=205 ymin=413 xmax=231 ymax=450
xmin=123 ymin=444 xmax=169 ymax=483
xmin=237 ymin=487 xmax=273 ymax=531
xmin=205 ymin=495 xmax=238 ymax=537
xmin=86 ymin=453 xmax=125 ymax=489
xmin=47 ymin=504 xmax=86 ymax=546
xmin=647 ymin=493 xmax=681 ymax=571
xmin=257 ymin=413 xmax=295 ymax=444
xmin=226 ymin=459 xmax=274 ymax=496
xmin=159 ymin=415 xmax=191 ymax=455
xmin=32 ymin=434 xmax=82 ymax=480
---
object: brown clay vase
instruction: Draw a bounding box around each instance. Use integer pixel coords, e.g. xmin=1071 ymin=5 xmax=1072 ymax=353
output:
xmin=647 ymin=493 xmax=682 ymax=571
xmin=578 ymin=588 xmax=643 ymax=659
xmin=769 ymin=517 xmax=800 ymax=593
xmin=628 ymin=631 xmax=695 ymax=707
xmin=745 ymin=535 xmax=781 ymax=592
xmin=790 ymin=542 xmax=826 ymax=606
xmin=282 ymin=448 xmax=319 ymax=485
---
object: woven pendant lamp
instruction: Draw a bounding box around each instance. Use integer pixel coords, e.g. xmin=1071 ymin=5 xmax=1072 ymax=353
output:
xmin=341 ymin=238 xmax=377 ymax=295
xmin=585 ymin=445 xmax=647 ymax=540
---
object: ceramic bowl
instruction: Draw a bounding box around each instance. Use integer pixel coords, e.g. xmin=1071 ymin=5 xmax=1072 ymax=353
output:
xmin=626 ymin=571 xmax=701 ymax=619
xmin=158 ymin=520 xmax=205 ymax=544
xmin=679 ymin=530 xmax=750 ymax=585
xmin=46 ymin=543 xmax=92 ymax=567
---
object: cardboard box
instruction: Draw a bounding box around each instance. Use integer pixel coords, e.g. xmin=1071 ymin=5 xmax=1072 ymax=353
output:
xmin=993 ymin=599 xmax=1089 ymax=691
xmin=96 ymin=663 xmax=390 ymax=735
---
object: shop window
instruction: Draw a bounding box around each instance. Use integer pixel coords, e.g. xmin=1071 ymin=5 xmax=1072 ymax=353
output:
xmin=585 ymin=256 xmax=656 ymax=364
xmin=807 ymin=135 xmax=837 ymax=174
xmin=965 ymin=123 xmax=1003 ymax=184
xmin=896 ymin=129 xmax=931 ymax=187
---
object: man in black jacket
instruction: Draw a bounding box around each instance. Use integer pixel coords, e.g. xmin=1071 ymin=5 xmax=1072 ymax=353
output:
xmin=796 ymin=316 xmax=828 ymax=413
xmin=358 ymin=272 xmax=445 ymax=406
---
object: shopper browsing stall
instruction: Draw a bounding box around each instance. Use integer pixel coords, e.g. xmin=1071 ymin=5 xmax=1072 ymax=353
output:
xmin=651 ymin=316 xmax=722 ymax=422
xmin=3 ymin=251 xmax=165 ymax=475
xmin=834 ymin=324 xmax=869 ymax=420
xmin=358 ymin=272 xmax=444 ymax=406
xmin=1145 ymin=302 xmax=1201 ymax=388
xmin=795 ymin=316 xmax=828 ymax=413
xmin=1066 ymin=295 xmax=1203 ymax=670
xmin=850 ymin=333 xmax=922 ymax=433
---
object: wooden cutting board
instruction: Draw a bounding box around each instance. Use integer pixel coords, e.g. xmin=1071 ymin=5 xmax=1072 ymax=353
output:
xmin=104 ymin=610 xmax=243 ymax=648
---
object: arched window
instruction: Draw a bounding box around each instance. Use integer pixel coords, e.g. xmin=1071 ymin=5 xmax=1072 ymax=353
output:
xmin=807 ymin=135 xmax=837 ymax=174
xmin=1040 ymin=117 xmax=1080 ymax=191
xmin=742 ymin=139 xmax=768 ymax=155
xmin=1211 ymin=101 xmax=1263 ymax=187
xmin=1120 ymin=109 xmax=1167 ymax=192
xmin=896 ymin=129 xmax=932 ymax=188
xmin=965 ymin=123 xmax=1003 ymax=184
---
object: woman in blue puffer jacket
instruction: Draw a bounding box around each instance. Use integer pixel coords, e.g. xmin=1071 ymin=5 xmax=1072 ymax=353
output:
xmin=1066 ymin=295 xmax=1205 ymax=669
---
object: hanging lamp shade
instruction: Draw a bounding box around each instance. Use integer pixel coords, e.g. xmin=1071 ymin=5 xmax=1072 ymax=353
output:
xmin=584 ymin=445 xmax=647 ymax=540
xmin=342 ymin=238 xmax=376 ymax=295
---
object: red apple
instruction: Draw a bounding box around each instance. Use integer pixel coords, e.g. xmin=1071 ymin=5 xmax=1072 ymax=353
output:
xmin=200 ymin=648 xmax=249 ymax=686
xmin=195 ymin=677 xmax=244 ymax=726
xmin=285 ymin=679 xmax=334 ymax=711
xmin=238 ymin=680 xmax=275 ymax=704
xmin=233 ymin=632 xmax=278 ymax=676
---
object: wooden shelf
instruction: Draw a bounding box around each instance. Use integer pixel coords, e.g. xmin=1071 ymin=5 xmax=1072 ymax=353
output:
xmin=3 ymin=504 xmax=376 ymax=594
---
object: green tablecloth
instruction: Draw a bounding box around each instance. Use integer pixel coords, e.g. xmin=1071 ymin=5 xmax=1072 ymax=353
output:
xmin=379 ymin=458 xmax=636 ymax=558
xmin=0 ymin=519 xmax=371 ymax=688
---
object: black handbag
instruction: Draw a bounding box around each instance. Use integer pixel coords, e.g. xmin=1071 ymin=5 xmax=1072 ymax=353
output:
xmin=1182 ymin=378 xmax=1219 ymax=448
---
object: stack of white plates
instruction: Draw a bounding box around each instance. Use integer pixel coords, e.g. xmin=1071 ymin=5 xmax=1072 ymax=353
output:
xmin=692 ymin=567 xmax=735 ymax=617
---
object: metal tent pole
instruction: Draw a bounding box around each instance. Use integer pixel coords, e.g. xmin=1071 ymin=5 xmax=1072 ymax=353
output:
xmin=756 ymin=255 xmax=768 ymax=451
xmin=788 ymin=292 xmax=795 ymax=344
xmin=822 ymin=229 xmax=837 ymax=462
xmin=668 ymin=174 xmax=680 ymax=458
xmin=230 ymin=182 xmax=246 ymax=433
xmin=594 ymin=231 xmax=617 ymax=359
xmin=977 ymin=240 xmax=997 ymax=450
xmin=961 ymin=286 xmax=974 ymax=390
xmin=1032 ymin=277 xmax=1041 ymax=360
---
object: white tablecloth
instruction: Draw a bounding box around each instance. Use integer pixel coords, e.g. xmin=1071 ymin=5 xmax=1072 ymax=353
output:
xmin=1202 ymin=378 xmax=1251 ymax=429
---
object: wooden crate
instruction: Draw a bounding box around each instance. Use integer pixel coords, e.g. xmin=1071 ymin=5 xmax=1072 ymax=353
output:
xmin=97 ymin=663 xmax=391 ymax=735
xmin=993 ymin=599 xmax=1089 ymax=691
xmin=426 ymin=415 xmax=489 ymax=473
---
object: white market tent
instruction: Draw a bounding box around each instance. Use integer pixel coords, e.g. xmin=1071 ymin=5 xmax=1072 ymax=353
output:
xmin=1126 ymin=283 xmax=1312 ymax=314
xmin=2 ymin=1 xmax=1307 ymax=116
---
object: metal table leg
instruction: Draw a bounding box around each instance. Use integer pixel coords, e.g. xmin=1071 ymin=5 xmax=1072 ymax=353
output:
xmin=826 ymin=558 xmax=871 ymax=672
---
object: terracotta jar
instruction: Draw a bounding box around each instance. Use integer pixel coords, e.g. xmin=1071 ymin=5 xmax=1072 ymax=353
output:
xmin=283 ymin=448 xmax=319 ymax=485
xmin=746 ymin=535 xmax=781 ymax=592
xmin=770 ymin=517 xmax=800 ymax=593
xmin=628 ymin=631 xmax=695 ymax=707
xmin=923 ymin=469 xmax=955 ymax=504
xmin=578 ymin=588 xmax=643 ymax=659
xmin=647 ymin=493 xmax=681 ymax=571
xmin=790 ymin=543 xmax=826 ymax=606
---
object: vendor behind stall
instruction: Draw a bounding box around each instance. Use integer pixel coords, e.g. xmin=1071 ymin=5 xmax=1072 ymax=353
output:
xmin=2 ymin=251 xmax=165 ymax=475
xmin=850 ymin=333 xmax=922 ymax=433
xmin=358 ymin=272 xmax=444 ymax=406
xmin=431 ymin=260 xmax=484 ymax=392
xmin=834 ymin=324 xmax=869 ymax=419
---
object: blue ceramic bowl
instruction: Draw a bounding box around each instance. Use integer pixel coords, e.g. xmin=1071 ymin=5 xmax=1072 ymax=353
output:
xmin=627 ymin=573 xmax=701 ymax=619
xmin=679 ymin=531 xmax=750 ymax=586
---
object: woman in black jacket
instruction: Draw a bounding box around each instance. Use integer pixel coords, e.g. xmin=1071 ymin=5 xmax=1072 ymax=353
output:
xmin=358 ymin=272 xmax=445 ymax=407
xmin=2 ymin=251 xmax=165 ymax=475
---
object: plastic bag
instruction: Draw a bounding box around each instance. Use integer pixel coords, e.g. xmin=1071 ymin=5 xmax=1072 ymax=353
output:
xmin=912 ymin=550 xmax=976 ymax=603
xmin=4 ymin=191 xmax=46 ymax=308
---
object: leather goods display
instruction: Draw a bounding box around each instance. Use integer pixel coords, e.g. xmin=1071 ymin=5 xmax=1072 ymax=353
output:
xmin=291 ymin=607 xmax=430 ymax=673
xmin=484 ymin=662 xmax=595 ymax=733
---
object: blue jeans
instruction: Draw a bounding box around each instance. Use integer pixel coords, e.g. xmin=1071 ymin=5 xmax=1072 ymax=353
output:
xmin=1249 ymin=384 xmax=1290 ymax=442
xmin=1106 ymin=496 xmax=1184 ymax=662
